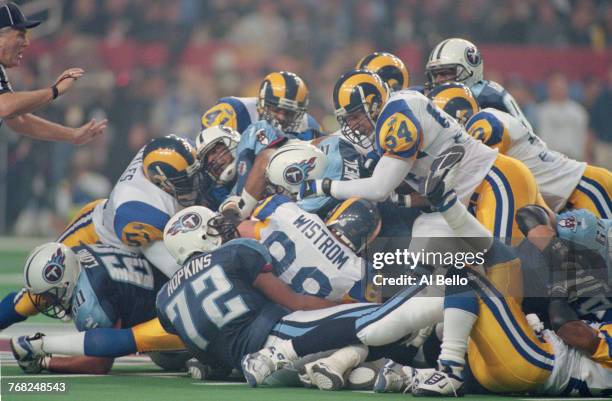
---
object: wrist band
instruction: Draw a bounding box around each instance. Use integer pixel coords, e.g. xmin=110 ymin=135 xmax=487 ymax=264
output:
xmin=51 ymin=85 xmax=59 ymax=99
xmin=321 ymin=178 xmax=332 ymax=196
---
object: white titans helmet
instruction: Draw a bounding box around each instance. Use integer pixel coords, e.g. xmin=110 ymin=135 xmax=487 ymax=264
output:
xmin=426 ymin=38 xmax=483 ymax=88
xmin=265 ymin=141 xmax=328 ymax=197
xmin=196 ymin=125 xmax=241 ymax=185
xmin=23 ymin=242 xmax=80 ymax=319
xmin=164 ymin=206 xmax=238 ymax=264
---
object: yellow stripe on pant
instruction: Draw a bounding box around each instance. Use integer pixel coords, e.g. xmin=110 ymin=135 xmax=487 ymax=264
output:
xmin=472 ymin=154 xmax=547 ymax=240
xmin=567 ymin=164 xmax=612 ymax=218
xmin=468 ymin=260 xmax=554 ymax=393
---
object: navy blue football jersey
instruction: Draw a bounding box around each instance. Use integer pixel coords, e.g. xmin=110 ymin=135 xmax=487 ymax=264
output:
xmin=156 ymin=239 xmax=288 ymax=369
xmin=71 ymin=244 xmax=163 ymax=330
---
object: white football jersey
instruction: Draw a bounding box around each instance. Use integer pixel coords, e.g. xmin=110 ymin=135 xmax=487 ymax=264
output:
xmin=466 ymin=108 xmax=586 ymax=212
xmin=91 ymin=147 xmax=182 ymax=251
xmin=540 ymin=328 xmax=612 ymax=395
xmin=251 ymin=195 xmax=365 ymax=301
xmin=375 ymin=90 xmax=498 ymax=203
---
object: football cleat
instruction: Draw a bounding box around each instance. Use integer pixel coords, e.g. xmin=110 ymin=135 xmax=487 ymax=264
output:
xmin=241 ymin=346 xmax=293 ymax=387
xmin=310 ymin=360 xmax=345 ymax=391
xmin=298 ymin=362 xmax=314 ymax=388
xmin=412 ymin=361 xmax=465 ymax=397
xmin=346 ymin=361 xmax=381 ymax=390
xmin=186 ymin=359 xmax=213 ymax=380
xmin=11 ymin=333 xmax=46 ymax=374
xmin=373 ymin=359 xmax=415 ymax=393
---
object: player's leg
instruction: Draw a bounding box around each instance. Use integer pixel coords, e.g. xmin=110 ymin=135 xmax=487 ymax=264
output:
xmin=567 ymin=164 xmax=612 ymax=218
xmin=242 ymin=286 xmax=443 ymax=387
xmin=474 ymin=154 xmax=540 ymax=240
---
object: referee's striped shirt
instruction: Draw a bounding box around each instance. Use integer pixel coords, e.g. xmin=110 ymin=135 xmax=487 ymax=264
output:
xmin=0 ymin=64 xmax=13 ymax=126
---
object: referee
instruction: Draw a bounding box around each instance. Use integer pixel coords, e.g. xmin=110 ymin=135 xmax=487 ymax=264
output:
xmin=0 ymin=2 xmax=106 ymax=144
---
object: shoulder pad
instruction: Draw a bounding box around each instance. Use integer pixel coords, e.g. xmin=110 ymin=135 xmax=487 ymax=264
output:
xmin=375 ymin=101 xmax=423 ymax=159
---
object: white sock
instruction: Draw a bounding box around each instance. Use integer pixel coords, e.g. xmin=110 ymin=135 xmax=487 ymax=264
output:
xmin=42 ymin=333 xmax=85 ymax=356
xmin=440 ymin=200 xmax=493 ymax=252
xmin=321 ymin=345 xmax=368 ymax=374
xmin=438 ymin=307 xmax=477 ymax=367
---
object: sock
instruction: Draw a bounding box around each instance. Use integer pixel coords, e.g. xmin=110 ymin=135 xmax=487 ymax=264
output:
xmin=292 ymin=318 xmax=359 ymax=357
xmin=439 ymin=199 xmax=493 ymax=252
xmin=43 ymin=328 xmax=136 ymax=357
xmin=321 ymin=345 xmax=368 ymax=374
xmin=438 ymin=282 xmax=478 ymax=371
xmin=42 ymin=332 xmax=85 ymax=355
xmin=0 ymin=292 xmax=28 ymax=329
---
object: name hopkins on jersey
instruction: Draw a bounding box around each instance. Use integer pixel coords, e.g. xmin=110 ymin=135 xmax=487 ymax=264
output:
xmin=166 ymin=253 xmax=213 ymax=296
xmin=292 ymin=214 xmax=350 ymax=269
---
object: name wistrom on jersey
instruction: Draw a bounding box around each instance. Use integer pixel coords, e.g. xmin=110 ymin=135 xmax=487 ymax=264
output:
xmin=292 ymin=214 xmax=349 ymax=269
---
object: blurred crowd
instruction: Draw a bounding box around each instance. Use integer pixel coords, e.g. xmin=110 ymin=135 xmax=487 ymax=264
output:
xmin=2 ymin=0 xmax=612 ymax=236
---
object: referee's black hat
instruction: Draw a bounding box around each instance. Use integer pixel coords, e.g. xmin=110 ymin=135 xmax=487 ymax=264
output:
xmin=0 ymin=2 xmax=41 ymax=30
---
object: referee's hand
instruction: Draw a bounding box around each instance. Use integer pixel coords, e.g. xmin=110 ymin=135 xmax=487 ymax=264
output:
xmin=71 ymin=118 xmax=108 ymax=145
xmin=53 ymin=68 xmax=85 ymax=96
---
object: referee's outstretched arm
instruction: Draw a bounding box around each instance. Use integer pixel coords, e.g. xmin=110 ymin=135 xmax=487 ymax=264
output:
xmin=0 ymin=2 xmax=107 ymax=145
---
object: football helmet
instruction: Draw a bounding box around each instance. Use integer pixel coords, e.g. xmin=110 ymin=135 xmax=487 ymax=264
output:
xmin=428 ymin=83 xmax=479 ymax=125
xmin=333 ymin=69 xmax=389 ymax=149
xmin=23 ymin=243 xmax=80 ymax=319
xmin=266 ymin=141 xmax=328 ymax=197
xmin=164 ymin=206 xmax=239 ymax=264
xmin=196 ymin=125 xmax=241 ymax=186
xmin=325 ymin=198 xmax=381 ymax=254
xmin=426 ymin=38 xmax=483 ymax=88
xmin=257 ymin=71 xmax=309 ymax=133
xmin=356 ymin=52 xmax=410 ymax=91
xmin=142 ymin=135 xmax=201 ymax=206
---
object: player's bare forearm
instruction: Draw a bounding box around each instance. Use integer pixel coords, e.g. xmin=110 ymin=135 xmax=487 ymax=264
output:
xmin=254 ymin=272 xmax=338 ymax=311
xmin=5 ymin=113 xmax=73 ymax=142
xmin=244 ymin=149 xmax=275 ymax=200
xmin=556 ymin=320 xmax=599 ymax=355
xmin=47 ymin=355 xmax=115 ymax=375
xmin=0 ymin=89 xmax=54 ymax=118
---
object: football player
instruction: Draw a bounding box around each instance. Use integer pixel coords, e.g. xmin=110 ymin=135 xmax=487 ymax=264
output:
xmin=374 ymin=154 xmax=612 ymax=396
xmin=0 ymin=135 xmax=202 ymax=330
xmin=201 ymin=71 xmax=320 ymax=136
xmin=426 ymin=37 xmax=533 ymax=131
xmin=8 ymin=242 xmax=180 ymax=374
xmin=300 ymin=69 xmax=543 ymax=240
xmin=429 ymin=82 xmax=611 ymax=218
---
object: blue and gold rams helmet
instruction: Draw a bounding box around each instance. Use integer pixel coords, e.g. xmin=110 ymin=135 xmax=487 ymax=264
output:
xmin=428 ymin=82 xmax=479 ymax=125
xmin=333 ymin=69 xmax=389 ymax=149
xmin=143 ymin=135 xmax=201 ymax=206
xmin=257 ymin=71 xmax=309 ymax=133
xmin=356 ymin=52 xmax=410 ymax=91
xmin=325 ymin=197 xmax=382 ymax=254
